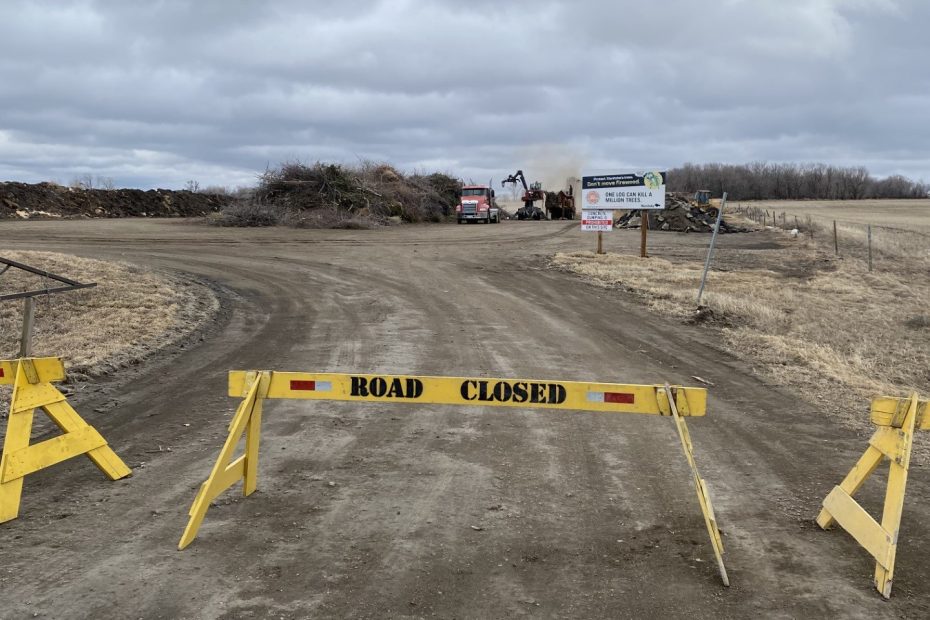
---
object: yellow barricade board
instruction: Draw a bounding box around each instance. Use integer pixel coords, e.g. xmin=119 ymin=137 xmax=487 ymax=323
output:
xmin=0 ymin=357 xmax=66 ymax=386
xmin=228 ymin=371 xmax=707 ymax=417
xmin=183 ymin=370 xmax=727 ymax=588
xmin=0 ymin=357 xmax=131 ymax=523
xmin=870 ymin=395 xmax=929 ymax=429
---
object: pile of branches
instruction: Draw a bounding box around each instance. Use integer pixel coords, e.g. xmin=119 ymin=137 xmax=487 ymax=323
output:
xmin=214 ymin=161 xmax=461 ymax=228
xmin=615 ymin=193 xmax=745 ymax=233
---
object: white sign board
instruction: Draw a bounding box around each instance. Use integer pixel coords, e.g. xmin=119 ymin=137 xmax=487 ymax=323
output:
xmin=581 ymin=210 xmax=612 ymax=232
xmin=581 ymin=171 xmax=667 ymax=210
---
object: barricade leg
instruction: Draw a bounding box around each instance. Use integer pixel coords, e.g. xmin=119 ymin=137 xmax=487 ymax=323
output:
xmin=816 ymin=392 xmax=919 ymax=598
xmin=179 ymin=371 xmax=269 ymax=549
xmin=664 ymin=384 xmax=729 ymax=586
xmin=815 ymin=447 xmax=883 ymax=530
xmin=0 ymin=404 xmax=34 ymax=522
xmin=243 ymin=390 xmax=264 ymax=496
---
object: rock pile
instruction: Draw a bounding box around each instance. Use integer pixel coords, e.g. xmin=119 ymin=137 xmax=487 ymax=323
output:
xmin=615 ymin=192 xmax=743 ymax=233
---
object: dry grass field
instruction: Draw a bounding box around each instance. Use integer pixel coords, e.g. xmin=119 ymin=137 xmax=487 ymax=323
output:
xmin=0 ymin=251 xmax=218 ymax=380
xmin=738 ymin=199 xmax=930 ymax=267
xmin=740 ymin=198 xmax=930 ymax=232
xmin=554 ymin=209 xmax=930 ymax=446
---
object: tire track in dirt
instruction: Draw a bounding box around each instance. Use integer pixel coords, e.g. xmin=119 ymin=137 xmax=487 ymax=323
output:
xmin=2 ymin=219 xmax=929 ymax=618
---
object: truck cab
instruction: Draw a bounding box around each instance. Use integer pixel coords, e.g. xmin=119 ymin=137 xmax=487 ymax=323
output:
xmin=457 ymin=185 xmax=500 ymax=224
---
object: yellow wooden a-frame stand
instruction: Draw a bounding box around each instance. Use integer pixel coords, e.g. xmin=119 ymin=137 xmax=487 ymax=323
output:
xmin=816 ymin=392 xmax=927 ymax=598
xmin=178 ymin=371 xmax=269 ymax=550
xmin=0 ymin=357 xmax=132 ymax=522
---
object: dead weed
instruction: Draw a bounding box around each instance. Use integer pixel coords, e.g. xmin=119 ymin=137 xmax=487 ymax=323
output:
xmin=553 ymin=240 xmax=930 ymax=435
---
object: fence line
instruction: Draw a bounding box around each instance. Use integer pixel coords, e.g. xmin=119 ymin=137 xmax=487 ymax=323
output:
xmin=733 ymin=204 xmax=930 ymax=270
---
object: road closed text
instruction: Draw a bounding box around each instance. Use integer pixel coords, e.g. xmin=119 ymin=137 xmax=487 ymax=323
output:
xmin=460 ymin=380 xmax=567 ymax=404
xmin=346 ymin=375 xmax=568 ymax=405
xmin=351 ymin=376 xmax=424 ymax=398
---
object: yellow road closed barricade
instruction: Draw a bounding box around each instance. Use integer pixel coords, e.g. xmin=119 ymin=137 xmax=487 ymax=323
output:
xmin=0 ymin=357 xmax=131 ymax=522
xmin=817 ymin=392 xmax=928 ymax=598
xmin=179 ymin=371 xmax=728 ymax=585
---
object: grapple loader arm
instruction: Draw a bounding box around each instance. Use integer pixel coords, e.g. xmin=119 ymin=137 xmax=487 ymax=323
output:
xmin=501 ymin=170 xmax=529 ymax=192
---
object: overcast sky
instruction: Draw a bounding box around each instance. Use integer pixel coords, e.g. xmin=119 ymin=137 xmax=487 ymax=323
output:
xmin=0 ymin=0 xmax=927 ymax=189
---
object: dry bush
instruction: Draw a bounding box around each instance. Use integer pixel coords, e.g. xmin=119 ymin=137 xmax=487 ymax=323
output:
xmin=0 ymin=251 xmax=218 ymax=381
xmin=209 ymin=201 xmax=281 ymax=227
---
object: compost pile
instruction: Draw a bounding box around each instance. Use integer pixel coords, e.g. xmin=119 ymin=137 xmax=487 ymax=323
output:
xmin=215 ymin=162 xmax=461 ymax=228
xmin=0 ymin=182 xmax=230 ymax=219
xmin=615 ymin=192 xmax=743 ymax=232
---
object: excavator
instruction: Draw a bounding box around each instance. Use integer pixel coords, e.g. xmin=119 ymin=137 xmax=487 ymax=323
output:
xmin=501 ymin=170 xmax=547 ymax=220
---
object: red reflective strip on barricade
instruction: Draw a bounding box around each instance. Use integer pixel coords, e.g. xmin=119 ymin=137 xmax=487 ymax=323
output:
xmin=290 ymin=380 xmax=316 ymax=391
xmin=604 ymin=392 xmax=635 ymax=404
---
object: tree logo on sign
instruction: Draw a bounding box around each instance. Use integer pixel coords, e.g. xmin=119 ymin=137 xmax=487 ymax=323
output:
xmin=644 ymin=172 xmax=663 ymax=189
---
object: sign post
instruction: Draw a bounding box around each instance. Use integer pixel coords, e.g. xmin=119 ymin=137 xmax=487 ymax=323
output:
xmin=581 ymin=209 xmax=612 ymax=254
xmin=581 ymin=171 xmax=666 ymax=258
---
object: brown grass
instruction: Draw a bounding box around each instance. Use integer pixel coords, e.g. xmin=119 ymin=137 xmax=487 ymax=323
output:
xmin=735 ymin=200 xmax=930 ymax=268
xmin=0 ymin=251 xmax=218 ymax=381
xmin=740 ymin=199 xmax=930 ymax=233
xmin=553 ymin=230 xmax=930 ymax=439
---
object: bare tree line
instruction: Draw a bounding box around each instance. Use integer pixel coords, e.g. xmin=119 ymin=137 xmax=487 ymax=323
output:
xmin=668 ymin=162 xmax=929 ymax=200
xmin=69 ymin=174 xmax=115 ymax=190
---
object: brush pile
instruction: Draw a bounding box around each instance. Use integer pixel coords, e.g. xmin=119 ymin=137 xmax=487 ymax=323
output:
xmin=615 ymin=192 xmax=744 ymax=232
xmin=214 ymin=161 xmax=461 ymax=228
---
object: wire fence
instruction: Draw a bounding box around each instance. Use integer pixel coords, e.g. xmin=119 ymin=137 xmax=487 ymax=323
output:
xmin=734 ymin=204 xmax=930 ymax=272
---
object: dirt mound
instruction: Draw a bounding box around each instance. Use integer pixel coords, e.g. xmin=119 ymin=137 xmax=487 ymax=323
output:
xmin=0 ymin=182 xmax=231 ymax=219
xmin=615 ymin=192 xmax=744 ymax=232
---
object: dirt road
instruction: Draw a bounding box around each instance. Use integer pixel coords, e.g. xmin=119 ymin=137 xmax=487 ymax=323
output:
xmin=2 ymin=220 xmax=928 ymax=619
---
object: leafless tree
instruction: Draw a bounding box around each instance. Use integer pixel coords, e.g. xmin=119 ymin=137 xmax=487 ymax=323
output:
xmin=667 ymin=162 xmax=928 ymax=200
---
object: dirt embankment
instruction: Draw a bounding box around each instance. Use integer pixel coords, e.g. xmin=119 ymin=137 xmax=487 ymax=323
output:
xmin=0 ymin=181 xmax=231 ymax=219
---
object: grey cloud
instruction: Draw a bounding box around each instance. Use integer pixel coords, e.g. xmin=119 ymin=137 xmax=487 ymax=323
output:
xmin=0 ymin=0 xmax=928 ymax=189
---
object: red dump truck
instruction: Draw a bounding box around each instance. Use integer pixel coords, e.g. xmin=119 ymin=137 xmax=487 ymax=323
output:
xmin=456 ymin=185 xmax=500 ymax=224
